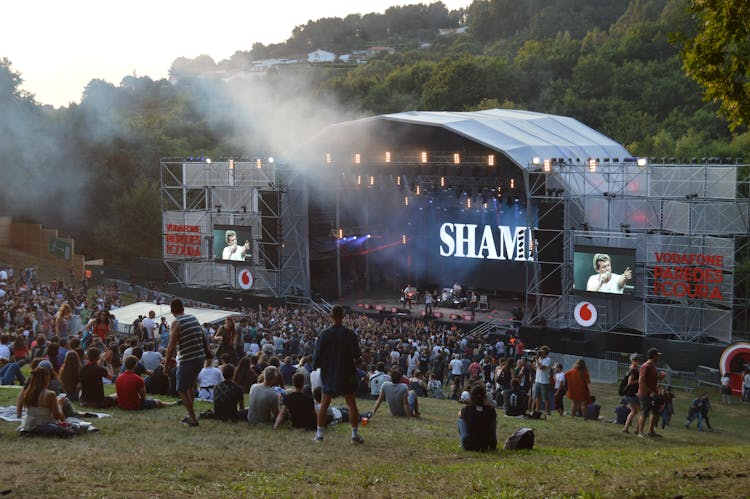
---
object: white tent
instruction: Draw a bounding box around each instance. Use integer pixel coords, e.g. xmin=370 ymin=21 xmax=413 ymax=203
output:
xmin=108 ymin=302 xmax=241 ymax=334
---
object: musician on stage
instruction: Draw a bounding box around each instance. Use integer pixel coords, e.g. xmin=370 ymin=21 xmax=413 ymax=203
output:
xmin=403 ymin=284 xmax=416 ymax=309
xmin=424 ymin=290 xmax=434 ymax=315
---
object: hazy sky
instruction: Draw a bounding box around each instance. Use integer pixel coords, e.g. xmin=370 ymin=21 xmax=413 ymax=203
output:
xmin=2 ymin=0 xmax=472 ymax=107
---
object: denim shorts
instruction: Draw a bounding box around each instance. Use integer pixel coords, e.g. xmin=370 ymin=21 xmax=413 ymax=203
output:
xmin=176 ymin=358 xmax=204 ymax=393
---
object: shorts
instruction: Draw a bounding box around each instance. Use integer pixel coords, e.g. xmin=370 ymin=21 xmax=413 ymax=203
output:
xmin=141 ymin=399 xmax=158 ymax=410
xmin=625 ymin=395 xmax=640 ymax=407
xmin=532 ymin=382 xmax=549 ymax=400
xmin=176 ymin=358 xmax=204 ymax=393
xmin=639 ymin=395 xmax=654 ymax=417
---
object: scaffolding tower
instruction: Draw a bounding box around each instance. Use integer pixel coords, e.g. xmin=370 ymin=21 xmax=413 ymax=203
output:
xmin=523 ymin=159 xmax=750 ymax=343
xmin=160 ymin=158 xmax=310 ymax=298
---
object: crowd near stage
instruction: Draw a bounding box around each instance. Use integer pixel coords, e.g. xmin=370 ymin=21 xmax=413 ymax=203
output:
xmin=160 ymin=109 xmax=750 ymax=374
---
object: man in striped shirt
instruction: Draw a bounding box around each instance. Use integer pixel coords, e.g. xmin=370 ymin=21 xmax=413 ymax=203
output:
xmin=164 ymin=298 xmax=207 ymax=427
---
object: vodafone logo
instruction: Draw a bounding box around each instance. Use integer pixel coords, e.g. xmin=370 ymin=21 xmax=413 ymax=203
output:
xmin=574 ymin=301 xmax=597 ymax=327
xmin=237 ymin=268 xmax=254 ymax=290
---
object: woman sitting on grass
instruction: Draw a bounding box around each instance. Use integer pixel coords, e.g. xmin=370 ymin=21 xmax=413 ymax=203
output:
xmin=16 ymin=366 xmax=73 ymax=437
xmin=59 ymin=350 xmax=81 ymax=402
xmin=458 ymin=384 xmax=497 ymax=451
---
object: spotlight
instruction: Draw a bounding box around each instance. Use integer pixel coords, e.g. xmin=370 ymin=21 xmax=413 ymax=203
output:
xmin=206 ymin=158 xmax=212 ymax=164
xmin=421 ymin=151 xmax=428 ymax=163
xmin=268 ymin=157 xmax=274 ymax=164
xmin=488 ymin=154 xmax=495 ymax=167
xmin=543 ymin=159 xmax=552 ymax=173
xmin=588 ymin=158 xmax=598 ymax=173
xmin=325 ymin=153 xmax=332 ymax=165
xmin=228 ymin=159 xmax=235 ymax=170
xmin=256 ymin=158 xmax=262 ymax=169
xmin=385 ymin=151 xmax=391 ymax=163
xmin=637 ymin=157 xmax=648 ymax=167
xmin=532 ymin=157 xmax=541 ymax=165
xmin=354 ymin=153 xmax=361 ymax=164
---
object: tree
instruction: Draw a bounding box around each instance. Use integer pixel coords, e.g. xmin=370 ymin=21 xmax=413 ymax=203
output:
xmin=678 ymin=0 xmax=750 ymax=130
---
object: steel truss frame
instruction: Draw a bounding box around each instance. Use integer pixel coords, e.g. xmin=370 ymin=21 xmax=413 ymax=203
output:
xmin=523 ymin=160 xmax=750 ymax=343
xmin=160 ymin=158 xmax=310 ymax=298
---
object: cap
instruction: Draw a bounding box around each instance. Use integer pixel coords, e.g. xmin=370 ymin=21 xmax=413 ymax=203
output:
xmin=540 ymin=345 xmax=550 ymax=352
xmin=647 ymin=347 xmax=662 ymax=358
xmin=629 ymin=353 xmax=640 ymax=361
xmin=38 ymin=360 xmax=54 ymax=370
xmin=460 ymin=391 xmax=470 ymax=403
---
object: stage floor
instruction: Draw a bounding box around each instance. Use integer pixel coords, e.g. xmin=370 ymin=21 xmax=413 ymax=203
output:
xmin=331 ymin=292 xmax=520 ymax=326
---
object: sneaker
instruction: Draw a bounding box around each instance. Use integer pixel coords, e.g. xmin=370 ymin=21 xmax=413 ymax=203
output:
xmin=182 ymin=419 xmax=199 ymax=427
xmin=314 ymin=435 xmax=323 ymax=442
xmin=637 ymin=433 xmax=645 ymax=438
xmin=351 ymin=434 xmax=365 ymax=444
xmin=647 ymin=432 xmax=662 ymax=438
xmin=181 ymin=416 xmax=191 ymax=424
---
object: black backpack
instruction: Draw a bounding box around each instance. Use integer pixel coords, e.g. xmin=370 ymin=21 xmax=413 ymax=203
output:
xmin=617 ymin=372 xmax=630 ymax=396
xmin=504 ymin=427 xmax=535 ymax=450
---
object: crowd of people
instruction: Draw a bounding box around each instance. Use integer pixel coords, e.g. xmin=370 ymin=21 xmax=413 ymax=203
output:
xmin=0 ymin=265 xmax=736 ymax=448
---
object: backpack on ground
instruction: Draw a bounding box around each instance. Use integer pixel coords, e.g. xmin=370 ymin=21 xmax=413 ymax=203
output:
xmin=504 ymin=427 xmax=535 ymax=450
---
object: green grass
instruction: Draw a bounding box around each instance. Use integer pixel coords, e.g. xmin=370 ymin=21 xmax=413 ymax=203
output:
xmin=1 ymin=382 xmax=748 ymax=498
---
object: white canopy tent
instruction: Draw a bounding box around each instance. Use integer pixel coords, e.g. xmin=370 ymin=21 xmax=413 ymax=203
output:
xmin=108 ymin=302 xmax=241 ymax=334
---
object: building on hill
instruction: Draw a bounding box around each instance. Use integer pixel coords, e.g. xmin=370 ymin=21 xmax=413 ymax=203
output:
xmin=307 ymin=49 xmax=336 ymax=64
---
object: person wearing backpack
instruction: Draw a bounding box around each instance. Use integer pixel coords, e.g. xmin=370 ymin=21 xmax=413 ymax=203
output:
xmin=621 ymin=353 xmax=641 ymax=434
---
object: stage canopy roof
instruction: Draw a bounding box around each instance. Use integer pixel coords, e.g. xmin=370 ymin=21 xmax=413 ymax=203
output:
xmin=320 ymin=109 xmax=632 ymax=169
xmin=109 ymin=302 xmax=240 ymax=334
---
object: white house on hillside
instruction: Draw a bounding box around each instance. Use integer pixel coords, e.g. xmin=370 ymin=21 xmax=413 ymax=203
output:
xmin=308 ymin=49 xmax=336 ymax=63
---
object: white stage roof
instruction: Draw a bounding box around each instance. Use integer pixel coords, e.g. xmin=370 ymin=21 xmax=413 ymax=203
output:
xmin=109 ymin=302 xmax=240 ymax=334
xmin=325 ymin=109 xmax=632 ymax=169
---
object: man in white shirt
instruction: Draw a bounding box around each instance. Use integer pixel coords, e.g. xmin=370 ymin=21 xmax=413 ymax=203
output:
xmin=141 ymin=310 xmax=157 ymax=348
xmin=449 ymin=354 xmax=464 ymax=386
xmin=533 ymin=346 xmax=552 ymax=414
xmin=368 ymin=362 xmax=390 ymax=400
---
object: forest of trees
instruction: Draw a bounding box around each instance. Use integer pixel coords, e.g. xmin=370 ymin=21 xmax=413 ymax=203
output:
xmin=0 ymin=0 xmax=748 ymax=264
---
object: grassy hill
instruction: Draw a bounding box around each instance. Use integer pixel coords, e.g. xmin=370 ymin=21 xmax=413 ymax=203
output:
xmin=1 ymin=381 xmax=747 ymax=497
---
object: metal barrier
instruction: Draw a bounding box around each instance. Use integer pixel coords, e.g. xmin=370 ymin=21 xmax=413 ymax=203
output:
xmin=614 ymin=362 xmax=699 ymax=392
xmin=695 ymin=365 xmax=722 ymax=388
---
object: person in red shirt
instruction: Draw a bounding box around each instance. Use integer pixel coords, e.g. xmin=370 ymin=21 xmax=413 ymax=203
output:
xmin=637 ymin=348 xmax=662 ymax=438
xmin=116 ymin=356 xmax=179 ymax=410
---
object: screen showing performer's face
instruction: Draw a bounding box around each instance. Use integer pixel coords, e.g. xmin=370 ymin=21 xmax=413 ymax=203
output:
xmin=574 ymin=247 xmax=635 ymax=295
xmin=214 ymin=227 xmax=251 ymax=263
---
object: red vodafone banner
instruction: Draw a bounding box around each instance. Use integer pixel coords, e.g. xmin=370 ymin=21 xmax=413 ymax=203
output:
xmin=237 ymin=268 xmax=254 ymax=290
xmin=574 ymin=301 xmax=597 ymax=327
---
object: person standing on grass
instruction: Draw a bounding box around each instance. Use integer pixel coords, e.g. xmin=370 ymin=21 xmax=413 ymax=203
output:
xmin=312 ymin=304 xmax=363 ymax=443
xmin=636 ymin=348 xmax=662 ymax=438
xmin=622 ymin=354 xmax=641 ymax=434
xmin=163 ymin=298 xmax=207 ymax=427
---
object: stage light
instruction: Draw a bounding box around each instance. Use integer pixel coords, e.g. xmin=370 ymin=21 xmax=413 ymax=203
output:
xmin=510 ymin=178 xmax=515 ymax=189
xmin=396 ymin=175 xmax=401 ymax=187
xmin=367 ymin=234 xmax=371 ymax=239
xmin=402 ymin=234 xmax=407 ymax=244
xmin=256 ymin=158 xmax=262 ymax=169
xmin=404 ymin=196 xmax=409 ymax=206
xmin=483 ymin=200 xmax=488 ymax=209
xmin=421 ymin=151 xmax=428 ymax=163
xmin=416 ymin=185 xmax=421 ymax=195
xmin=532 ymin=157 xmax=541 ymax=165
xmin=206 ymin=158 xmax=212 ymax=164
xmin=325 ymin=153 xmax=332 ymax=165
xmin=543 ymin=159 xmax=552 ymax=173
xmin=453 ymin=153 xmax=460 ymax=165
xmin=228 ymin=159 xmax=235 ymax=170
xmin=488 ymin=154 xmax=495 ymax=166
xmin=466 ymin=197 xmax=471 ymax=208
xmin=268 ymin=157 xmax=274 ymax=164
xmin=354 ymin=153 xmax=361 ymax=164
xmin=369 ymin=175 xmax=375 ymax=186
xmin=637 ymin=157 xmax=648 ymax=167
xmin=440 ymin=176 xmax=445 ymax=188
xmin=357 ymin=175 xmax=362 ymax=186
xmin=385 ymin=151 xmax=391 ymax=163
xmin=588 ymin=158 xmax=597 ymax=172
xmin=338 ymin=228 xmax=343 ymax=239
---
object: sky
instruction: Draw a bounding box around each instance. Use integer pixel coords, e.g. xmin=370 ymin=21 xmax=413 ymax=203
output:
xmin=2 ymin=0 xmax=472 ymax=108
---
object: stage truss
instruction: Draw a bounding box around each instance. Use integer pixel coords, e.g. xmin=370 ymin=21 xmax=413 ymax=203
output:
xmin=522 ymin=160 xmax=750 ymax=343
xmin=160 ymin=158 xmax=310 ymax=298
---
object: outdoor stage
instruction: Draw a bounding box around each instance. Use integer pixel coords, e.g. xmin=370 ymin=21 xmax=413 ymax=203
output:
xmin=331 ymin=291 xmax=519 ymax=329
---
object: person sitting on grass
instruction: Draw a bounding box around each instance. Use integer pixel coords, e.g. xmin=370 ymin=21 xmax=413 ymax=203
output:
xmin=371 ymin=367 xmax=420 ymax=418
xmin=116 ymin=355 xmax=179 ymax=411
xmin=212 ymin=363 xmax=245 ymax=422
xmin=80 ymin=347 xmax=117 ymax=409
xmin=247 ymin=366 xmax=281 ymax=424
xmin=16 ymin=366 xmax=73 ymax=437
xmin=0 ymin=356 xmax=26 ymax=386
xmin=584 ymin=396 xmax=601 ymax=420
xmin=458 ymin=383 xmax=497 ymax=451
xmin=427 ymin=371 xmax=445 ymax=399
xmin=502 ymin=378 xmax=528 ymax=417
xmin=275 ymin=372 xmax=316 ymax=430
